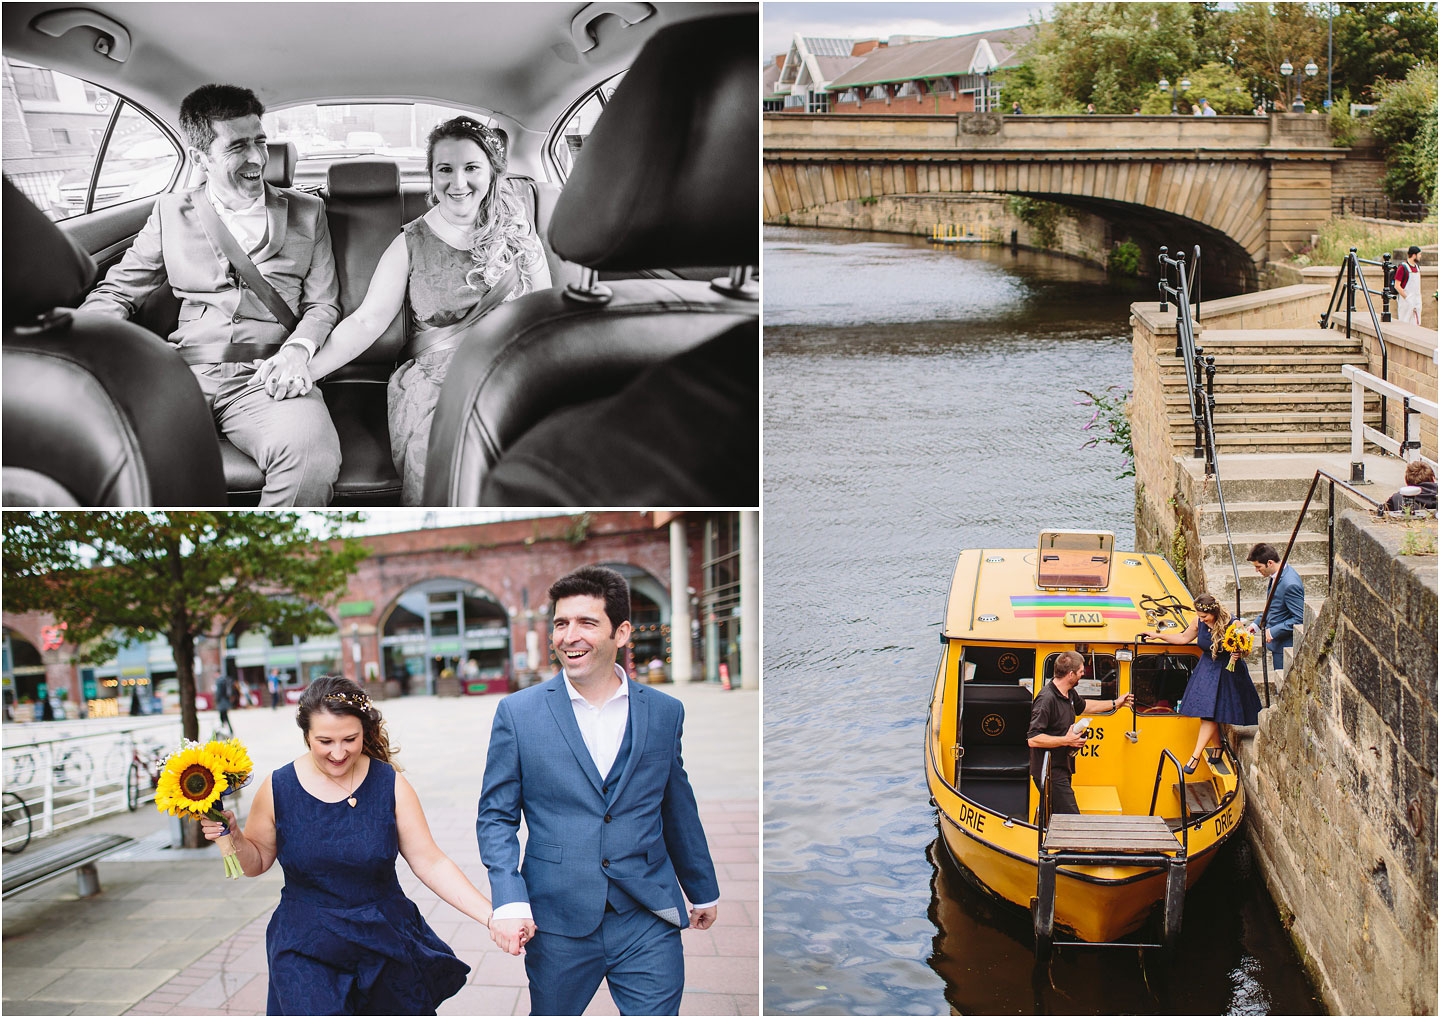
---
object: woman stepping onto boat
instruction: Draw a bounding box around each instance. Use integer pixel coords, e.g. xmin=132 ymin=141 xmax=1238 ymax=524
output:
xmin=1144 ymin=593 xmax=1262 ymax=773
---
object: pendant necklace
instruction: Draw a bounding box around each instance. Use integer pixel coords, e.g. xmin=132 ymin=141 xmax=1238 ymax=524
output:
xmin=320 ymin=759 xmax=358 ymax=807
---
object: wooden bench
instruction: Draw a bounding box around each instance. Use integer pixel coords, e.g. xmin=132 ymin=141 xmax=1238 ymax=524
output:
xmin=1 ymin=833 xmax=134 ymax=899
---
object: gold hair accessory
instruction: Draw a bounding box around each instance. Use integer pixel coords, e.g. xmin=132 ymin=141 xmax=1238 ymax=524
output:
xmin=324 ymin=690 xmax=372 ymax=712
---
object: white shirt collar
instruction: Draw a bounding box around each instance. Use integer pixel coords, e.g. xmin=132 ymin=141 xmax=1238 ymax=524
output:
xmin=562 ymin=664 xmax=629 ymax=708
xmin=206 ymin=182 xmax=265 ymax=216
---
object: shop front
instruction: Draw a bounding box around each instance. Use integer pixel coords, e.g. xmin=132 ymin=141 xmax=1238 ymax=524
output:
xmin=225 ymin=619 xmax=341 ymax=705
xmin=380 ymin=579 xmax=510 ymax=696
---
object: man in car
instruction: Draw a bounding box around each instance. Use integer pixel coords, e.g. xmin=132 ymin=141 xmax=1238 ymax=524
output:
xmin=79 ymin=83 xmax=341 ymax=506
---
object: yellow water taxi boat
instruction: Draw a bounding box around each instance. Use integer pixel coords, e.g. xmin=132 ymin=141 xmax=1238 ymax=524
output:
xmin=924 ymin=530 xmax=1246 ymax=952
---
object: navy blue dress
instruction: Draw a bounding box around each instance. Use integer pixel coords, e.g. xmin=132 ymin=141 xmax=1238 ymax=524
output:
xmin=1179 ymin=622 xmax=1263 ymax=726
xmin=266 ymin=760 xmax=470 ymax=1015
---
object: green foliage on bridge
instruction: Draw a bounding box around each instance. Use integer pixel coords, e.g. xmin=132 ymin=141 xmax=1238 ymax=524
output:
xmin=1370 ymin=62 xmax=1439 ymax=204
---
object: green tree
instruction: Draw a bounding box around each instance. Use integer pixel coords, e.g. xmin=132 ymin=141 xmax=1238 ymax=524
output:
xmin=1331 ymin=2 xmax=1440 ymax=102
xmin=2 ymin=512 xmax=370 ymax=746
xmin=1227 ymin=2 xmax=1331 ymax=109
xmin=1026 ymin=2 xmax=1200 ymax=112
xmin=1370 ymin=61 xmax=1439 ymax=202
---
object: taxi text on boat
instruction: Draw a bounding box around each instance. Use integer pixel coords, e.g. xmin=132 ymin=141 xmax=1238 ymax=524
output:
xmin=924 ymin=530 xmax=1246 ymax=952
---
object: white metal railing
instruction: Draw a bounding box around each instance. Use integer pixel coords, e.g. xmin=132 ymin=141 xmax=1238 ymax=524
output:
xmin=1341 ymin=364 xmax=1439 ymax=482
xmin=2 ymin=717 xmax=181 ymax=849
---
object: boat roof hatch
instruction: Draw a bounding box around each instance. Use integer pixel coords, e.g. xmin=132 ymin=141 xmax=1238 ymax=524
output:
xmin=1036 ymin=530 xmax=1114 ymax=590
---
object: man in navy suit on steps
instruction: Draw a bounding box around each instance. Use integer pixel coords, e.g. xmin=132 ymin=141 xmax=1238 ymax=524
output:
xmin=477 ymin=565 xmax=719 ymax=1015
xmin=1248 ymin=543 xmax=1305 ymax=671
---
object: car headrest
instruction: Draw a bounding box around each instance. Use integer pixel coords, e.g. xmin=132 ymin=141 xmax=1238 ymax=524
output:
xmin=265 ymin=141 xmax=299 ymax=187
xmin=328 ymin=159 xmax=401 ymax=199
xmin=2 ymin=177 xmax=97 ymax=327
xmin=548 ymin=12 xmax=756 ymax=271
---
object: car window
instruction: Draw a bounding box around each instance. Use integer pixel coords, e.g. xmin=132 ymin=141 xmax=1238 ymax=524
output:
xmin=547 ymin=71 xmax=626 ymax=184
xmin=262 ymin=102 xmax=480 ymax=188
xmin=2 ymin=56 xmax=180 ymax=221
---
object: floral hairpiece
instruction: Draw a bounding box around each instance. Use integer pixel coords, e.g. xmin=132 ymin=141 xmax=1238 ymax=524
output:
xmin=324 ymin=690 xmax=372 ymax=712
xmin=447 ymin=116 xmax=505 ymax=159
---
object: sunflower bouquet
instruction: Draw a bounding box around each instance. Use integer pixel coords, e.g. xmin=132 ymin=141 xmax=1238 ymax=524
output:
xmin=1220 ymin=621 xmax=1254 ymax=671
xmin=154 ymin=737 xmax=254 ymax=878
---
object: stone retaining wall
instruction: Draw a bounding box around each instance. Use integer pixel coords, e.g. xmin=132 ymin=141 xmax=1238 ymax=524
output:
xmin=1242 ymin=510 xmax=1437 ymax=1015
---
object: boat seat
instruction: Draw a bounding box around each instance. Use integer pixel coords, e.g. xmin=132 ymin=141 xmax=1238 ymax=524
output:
xmin=961 ymin=684 xmax=1032 ymax=746
xmin=959 ymin=744 xmax=1029 ymax=779
xmin=1073 ymin=785 xmax=1122 ymax=815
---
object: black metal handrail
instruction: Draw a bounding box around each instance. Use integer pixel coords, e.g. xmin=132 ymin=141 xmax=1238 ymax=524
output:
xmin=1157 ymin=244 xmax=1245 ymax=620
xmin=1146 ymin=748 xmax=1190 ymax=859
xmin=1319 ymin=248 xmax=1391 ymax=437
xmin=1255 ymin=469 xmax=1386 ymax=706
xmin=1037 ymin=750 xmax=1053 ymax=843
xmin=1334 ymin=195 xmax=1436 ymax=223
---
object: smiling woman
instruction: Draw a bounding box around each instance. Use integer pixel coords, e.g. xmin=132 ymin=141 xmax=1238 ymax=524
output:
xmin=0 ymin=1 xmax=759 ymax=509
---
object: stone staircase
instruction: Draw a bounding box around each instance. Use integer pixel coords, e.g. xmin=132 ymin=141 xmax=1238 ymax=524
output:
xmin=1159 ymin=327 xmax=1380 ymax=454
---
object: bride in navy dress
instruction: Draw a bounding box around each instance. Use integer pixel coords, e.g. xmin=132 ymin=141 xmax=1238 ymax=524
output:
xmin=1144 ymin=592 xmax=1262 ymax=774
xmin=201 ymin=676 xmax=519 ymax=1015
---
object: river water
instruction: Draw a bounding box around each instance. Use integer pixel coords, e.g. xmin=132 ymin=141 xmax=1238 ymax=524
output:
xmin=761 ymin=227 xmax=1324 ymax=1015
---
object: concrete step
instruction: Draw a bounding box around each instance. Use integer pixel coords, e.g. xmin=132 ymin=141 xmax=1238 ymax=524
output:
xmin=1182 ymin=472 xmax=1336 ymax=504
xmin=1204 ymin=561 xmax=1328 ymax=606
xmin=1161 ymin=372 xmax=1355 ymax=394
xmin=1199 ymin=531 xmax=1330 ymax=567
xmin=1194 ymin=500 xmax=1329 ymax=535
xmin=1184 ymin=328 xmax=1364 ymax=355
xmin=1168 ymin=411 xmax=1377 ymax=434
xmin=1204 ymin=432 xmax=1357 ymax=453
xmin=1165 ymin=392 xmax=1380 ymax=415
xmin=1157 ymin=353 xmax=1360 ymax=373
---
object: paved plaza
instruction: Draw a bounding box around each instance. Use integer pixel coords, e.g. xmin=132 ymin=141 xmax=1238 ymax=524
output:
xmin=1 ymin=681 xmax=759 ymax=1016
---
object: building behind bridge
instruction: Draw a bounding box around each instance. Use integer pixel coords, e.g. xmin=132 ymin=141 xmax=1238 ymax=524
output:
xmin=764 ymin=25 xmax=1035 ymax=116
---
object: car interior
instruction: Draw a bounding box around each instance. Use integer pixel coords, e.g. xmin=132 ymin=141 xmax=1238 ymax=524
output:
xmin=1 ymin=1 xmax=757 ymax=507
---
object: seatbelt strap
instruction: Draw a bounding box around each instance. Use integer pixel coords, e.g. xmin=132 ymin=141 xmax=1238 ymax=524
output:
xmin=176 ymin=342 xmax=285 ymax=365
xmin=408 ymin=266 xmax=520 ymax=358
xmin=192 ymin=195 xmax=301 ymax=334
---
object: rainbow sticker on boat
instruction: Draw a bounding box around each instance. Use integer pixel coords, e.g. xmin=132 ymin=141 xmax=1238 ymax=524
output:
xmin=1010 ymin=594 xmax=1141 ymax=619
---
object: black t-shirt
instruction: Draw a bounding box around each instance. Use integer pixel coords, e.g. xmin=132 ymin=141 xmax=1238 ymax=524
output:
xmin=1028 ymin=680 xmax=1086 ymax=784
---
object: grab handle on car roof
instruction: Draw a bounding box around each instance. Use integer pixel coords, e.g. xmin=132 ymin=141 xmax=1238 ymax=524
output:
xmin=570 ymin=2 xmax=654 ymax=53
xmin=31 ymin=9 xmax=133 ymax=62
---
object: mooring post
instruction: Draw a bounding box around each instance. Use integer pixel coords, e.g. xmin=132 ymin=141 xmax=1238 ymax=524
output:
xmin=1034 ymin=855 xmax=1057 ymax=952
xmin=1162 ymin=856 xmax=1186 ymax=949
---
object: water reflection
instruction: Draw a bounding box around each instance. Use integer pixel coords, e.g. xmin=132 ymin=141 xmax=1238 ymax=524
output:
xmin=763 ymin=227 xmax=1323 ymax=1015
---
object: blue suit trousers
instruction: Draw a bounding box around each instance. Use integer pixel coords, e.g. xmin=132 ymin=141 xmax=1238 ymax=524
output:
xmin=524 ymin=900 xmax=684 ymax=1016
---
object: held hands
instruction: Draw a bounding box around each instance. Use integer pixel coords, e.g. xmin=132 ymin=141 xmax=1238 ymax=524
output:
xmin=199 ymin=808 xmax=238 ymax=842
xmin=252 ymin=345 xmax=313 ymax=400
xmin=688 ymin=905 xmax=717 ymax=930
xmin=489 ymin=917 xmax=534 ymax=956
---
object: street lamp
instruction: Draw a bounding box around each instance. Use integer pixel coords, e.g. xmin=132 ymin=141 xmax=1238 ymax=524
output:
xmin=1303 ymin=60 xmax=1318 ymax=111
xmin=1158 ymin=76 xmax=1173 ymax=114
xmin=1280 ymin=59 xmax=1294 ymax=111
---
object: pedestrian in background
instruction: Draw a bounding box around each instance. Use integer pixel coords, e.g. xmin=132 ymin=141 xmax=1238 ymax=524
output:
xmin=268 ymin=668 xmax=282 ymax=710
xmin=215 ymin=675 xmax=232 ymax=733
xmin=1011 ymin=100 xmax=1023 ymax=115
xmin=1395 ymin=245 xmax=1422 ymax=326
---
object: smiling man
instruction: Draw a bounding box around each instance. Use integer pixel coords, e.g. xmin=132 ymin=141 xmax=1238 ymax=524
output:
xmin=477 ymin=564 xmax=719 ymax=1016
xmin=79 ymin=83 xmax=342 ymax=506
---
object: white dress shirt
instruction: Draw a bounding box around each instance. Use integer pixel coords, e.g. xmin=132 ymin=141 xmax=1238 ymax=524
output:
xmin=205 ymin=184 xmax=315 ymax=360
xmin=491 ymin=665 xmax=716 ymax=922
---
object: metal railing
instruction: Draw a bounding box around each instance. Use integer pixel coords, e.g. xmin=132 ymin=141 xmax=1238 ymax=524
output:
xmin=1 ymin=718 xmax=179 ymax=849
xmin=1319 ymin=248 xmax=1393 ymax=437
xmin=1334 ymin=195 xmax=1436 ymax=223
xmin=1257 ymin=470 xmax=1386 ymax=706
xmin=1146 ymin=748 xmax=1190 ymax=859
xmin=1158 ymin=244 xmax=1245 ymax=619
xmin=1340 ymin=365 xmax=1439 ymax=483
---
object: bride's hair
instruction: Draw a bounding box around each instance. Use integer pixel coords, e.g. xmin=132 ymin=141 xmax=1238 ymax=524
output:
xmin=1192 ymin=593 xmax=1230 ymax=658
xmin=425 ymin=116 xmax=545 ymax=296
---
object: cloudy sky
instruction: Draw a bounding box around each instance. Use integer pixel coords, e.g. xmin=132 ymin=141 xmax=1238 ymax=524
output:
xmin=764 ymin=2 xmax=1055 ymax=61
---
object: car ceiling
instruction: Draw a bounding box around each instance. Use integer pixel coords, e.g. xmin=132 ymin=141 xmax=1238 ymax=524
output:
xmin=2 ymin=2 xmax=749 ymax=134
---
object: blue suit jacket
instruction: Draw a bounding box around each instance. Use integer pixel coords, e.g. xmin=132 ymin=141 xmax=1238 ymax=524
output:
xmin=476 ymin=674 xmax=719 ymax=938
xmin=1262 ymin=564 xmax=1305 ymax=649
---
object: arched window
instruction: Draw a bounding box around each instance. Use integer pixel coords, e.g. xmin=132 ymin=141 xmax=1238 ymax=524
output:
xmin=380 ymin=580 xmax=510 ymax=696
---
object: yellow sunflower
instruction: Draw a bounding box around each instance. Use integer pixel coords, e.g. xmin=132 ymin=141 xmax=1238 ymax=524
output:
xmin=208 ymin=738 xmax=254 ymax=783
xmin=154 ymin=744 xmax=229 ymax=817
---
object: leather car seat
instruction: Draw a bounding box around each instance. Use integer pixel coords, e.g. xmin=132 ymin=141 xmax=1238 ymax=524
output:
xmin=222 ymin=158 xmax=408 ymax=503
xmin=265 ymin=141 xmax=299 ymax=188
xmin=2 ymin=177 xmax=226 ymax=505
xmin=423 ymin=10 xmax=758 ymax=506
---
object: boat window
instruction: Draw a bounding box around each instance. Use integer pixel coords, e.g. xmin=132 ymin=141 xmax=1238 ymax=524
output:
xmin=1129 ymin=652 xmax=1196 ymax=715
xmin=961 ymin=646 xmax=1035 ymax=690
xmin=1041 ymin=652 xmax=1118 ymax=702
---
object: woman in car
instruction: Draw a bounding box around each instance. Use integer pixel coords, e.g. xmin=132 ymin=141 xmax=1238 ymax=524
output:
xmin=263 ymin=116 xmax=550 ymax=504
xmin=199 ymin=675 xmax=518 ymax=1014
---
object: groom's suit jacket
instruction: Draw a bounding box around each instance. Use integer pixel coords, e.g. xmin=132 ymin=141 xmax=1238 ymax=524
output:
xmin=1261 ymin=563 xmax=1306 ymax=653
xmin=477 ymin=674 xmax=719 ymax=939
xmin=79 ymin=183 xmax=340 ymax=379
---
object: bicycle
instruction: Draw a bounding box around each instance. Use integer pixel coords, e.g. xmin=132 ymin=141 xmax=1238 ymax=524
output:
xmin=127 ymin=738 xmax=168 ymax=811
xmin=2 ymin=790 xmax=32 ymax=853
